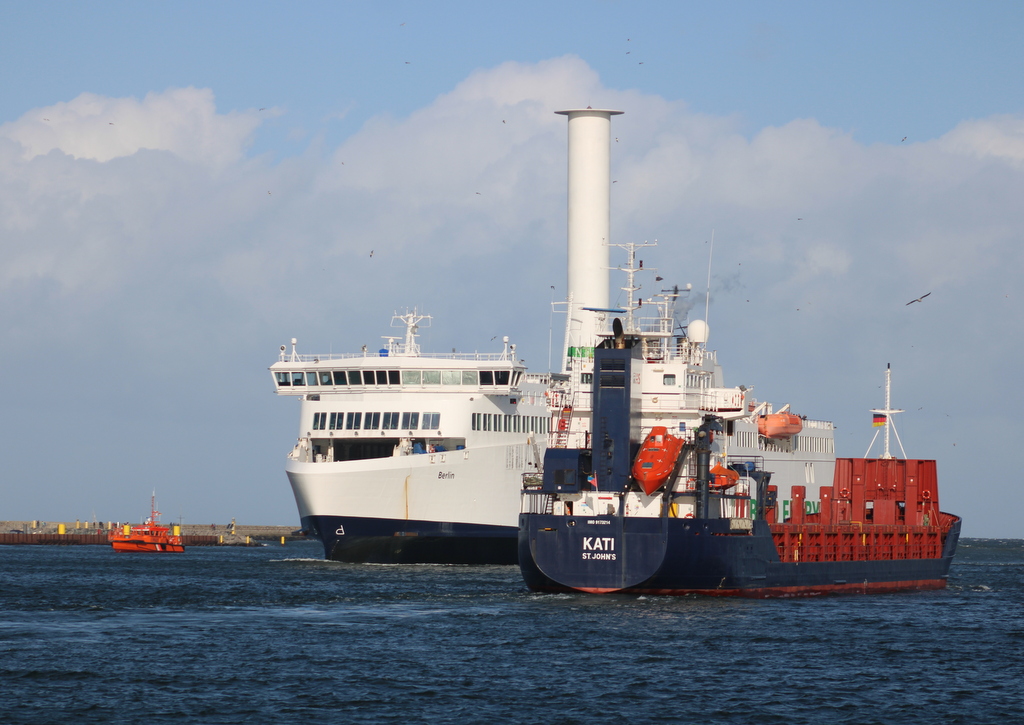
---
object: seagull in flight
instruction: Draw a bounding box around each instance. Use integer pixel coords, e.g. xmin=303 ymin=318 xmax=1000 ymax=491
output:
xmin=906 ymin=292 xmax=931 ymax=305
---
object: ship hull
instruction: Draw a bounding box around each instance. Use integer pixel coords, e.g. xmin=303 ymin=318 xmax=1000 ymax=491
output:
xmin=305 ymin=514 xmax=516 ymax=564
xmin=519 ymin=514 xmax=960 ymax=597
xmin=288 ymin=441 xmax=531 ymax=564
xmin=110 ymin=539 xmax=184 ymax=553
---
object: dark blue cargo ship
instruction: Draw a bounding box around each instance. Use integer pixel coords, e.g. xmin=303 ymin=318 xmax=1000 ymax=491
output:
xmin=518 ymin=342 xmax=961 ymax=597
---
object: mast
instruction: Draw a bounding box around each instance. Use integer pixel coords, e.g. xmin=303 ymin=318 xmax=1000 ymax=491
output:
xmin=866 ymin=363 xmax=907 ymax=459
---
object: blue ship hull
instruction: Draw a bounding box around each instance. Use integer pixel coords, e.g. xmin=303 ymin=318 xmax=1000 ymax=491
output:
xmin=519 ymin=513 xmax=961 ymax=597
xmin=304 ymin=515 xmax=518 ymax=564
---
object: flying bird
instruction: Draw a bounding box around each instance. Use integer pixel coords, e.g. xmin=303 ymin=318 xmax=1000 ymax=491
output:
xmin=370 ymin=250 xmax=374 ymax=257
xmin=906 ymin=292 xmax=931 ymax=305
xmin=901 ymin=136 xmax=907 ymax=142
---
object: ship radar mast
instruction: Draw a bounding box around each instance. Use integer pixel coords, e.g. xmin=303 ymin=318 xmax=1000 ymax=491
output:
xmin=865 ymin=363 xmax=907 ymax=459
xmin=389 ymin=309 xmax=432 ymax=357
xmin=613 ymin=240 xmax=657 ymax=334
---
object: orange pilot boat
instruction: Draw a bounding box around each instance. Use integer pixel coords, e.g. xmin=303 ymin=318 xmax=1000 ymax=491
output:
xmin=632 ymin=426 xmax=686 ymax=496
xmin=108 ymin=495 xmax=184 ymax=553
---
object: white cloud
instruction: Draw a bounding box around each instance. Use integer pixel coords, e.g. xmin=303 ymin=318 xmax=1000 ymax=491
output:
xmin=0 ymin=87 xmax=261 ymax=166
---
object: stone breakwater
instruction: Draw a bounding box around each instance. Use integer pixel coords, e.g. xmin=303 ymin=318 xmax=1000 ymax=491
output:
xmin=0 ymin=521 xmax=308 ymax=546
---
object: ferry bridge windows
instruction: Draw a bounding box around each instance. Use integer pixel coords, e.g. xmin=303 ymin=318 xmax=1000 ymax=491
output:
xmin=423 ymin=412 xmax=440 ymax=430
xmin=347 ymin=371 xmax=361 ymax=386
xmin=401 ymin=412 xmax=420 ymax=430
xmin=275 ymin=372 xmax=291 ymax=386
xmin=291 ymin=372 xmax=305 ymax=386
xmin=313 ymin=412 xmax=327 ymax=430
xmin=364 ymin=412 xmax=381 ymax=430
xmin=494 ymin=370 xmax=510 ymax=385
xmin=319 ymin=371 xmax=333 ymax=385
xmin=346 ymin=412 xmax=362 ymax=430
xmin=403 ymin=370 xmax=422 ymax=385
xmin=422 ymin=370 xmax=441 ymax=385
xmin=442 ymin=370 xmax=461 ymax=385
xmin=382 ymin=412 xmax=400 ymax=430
xmin=462 ymin=370 xmax=478 ymax=385
xmin=389 ymin=370 xmax=400 ymax=385
xmin=480 ymin=371 xmax=494 ymax=385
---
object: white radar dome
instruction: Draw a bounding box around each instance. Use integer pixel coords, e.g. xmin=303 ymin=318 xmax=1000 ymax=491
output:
xmin=688 ymin=319 xmax=709 ymax=344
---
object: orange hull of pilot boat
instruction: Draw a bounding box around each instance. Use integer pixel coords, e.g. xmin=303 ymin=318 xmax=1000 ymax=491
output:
xmin=632 ymin=426 xmax=686 ymax=496
xmin=108 ymin=498 xmax=184 ymax=553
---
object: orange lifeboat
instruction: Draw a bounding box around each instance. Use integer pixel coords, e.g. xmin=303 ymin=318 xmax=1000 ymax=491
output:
xmin=710 ymin=463 xmax=740 ymax=490
xmin=632 ymin=426 xmax=685 ymax=496
xmin=757 ymin=412 xmax=803 ymax=439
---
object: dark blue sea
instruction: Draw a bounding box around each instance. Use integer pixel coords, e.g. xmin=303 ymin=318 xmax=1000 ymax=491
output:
xmin=1 ymin=539 xmax=1021 ymax=724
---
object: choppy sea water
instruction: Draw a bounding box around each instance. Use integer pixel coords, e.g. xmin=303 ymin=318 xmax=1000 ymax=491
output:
xmin=1 ymin=538 xmax=1021 ymax=725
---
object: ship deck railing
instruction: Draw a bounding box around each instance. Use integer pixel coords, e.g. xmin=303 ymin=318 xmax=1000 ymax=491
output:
xmin=277 ymin=351 xmax=515 ymax=363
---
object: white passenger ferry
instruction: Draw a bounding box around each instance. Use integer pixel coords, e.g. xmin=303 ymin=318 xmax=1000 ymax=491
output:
xmin=270 ymin=311 xmax=550 ymax=562
xmin=271 ymin=108 xmax=837 ymax=563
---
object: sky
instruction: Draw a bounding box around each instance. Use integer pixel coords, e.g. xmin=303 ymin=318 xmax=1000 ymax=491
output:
xmin=2 ymin=1 xmax=1022 ymax=537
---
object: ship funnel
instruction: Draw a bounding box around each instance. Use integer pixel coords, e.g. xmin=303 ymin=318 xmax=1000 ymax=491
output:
xmin=556 ymin=108 xmax=623 ymax=371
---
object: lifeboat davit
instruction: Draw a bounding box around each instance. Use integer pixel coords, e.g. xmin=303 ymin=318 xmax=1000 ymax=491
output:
xmin=757 ymin=412 xmax=803 ymax=439
xmin=632 ymin=426 xmax=685 ymax=496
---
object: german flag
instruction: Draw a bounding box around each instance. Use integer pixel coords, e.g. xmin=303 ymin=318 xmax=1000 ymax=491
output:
xmin=872 ymin=414 xmax=886 ymax=427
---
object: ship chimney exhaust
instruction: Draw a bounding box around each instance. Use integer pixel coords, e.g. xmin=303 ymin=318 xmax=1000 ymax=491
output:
xmin=556 ymin=108 xmax=623 ymax=371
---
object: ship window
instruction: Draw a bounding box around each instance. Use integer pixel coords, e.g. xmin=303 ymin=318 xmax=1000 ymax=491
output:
xmin=376 ymin=370 xmax=388 ymax=385
xmin=442 ymin=370 xmax=461 ymax=385
xmin=422 ymin=370 xmax=441 ymax=385
xmin=462 ymin=370 xmax=478 ymax=385
xmin=332 ymin=371 xmax=346 ymax=385
xmin=388 ymin=370 xmax=400 ymax=385
xmin=275 ymin=372 xmax=291 ymax=386
xmin=480 ymin=370 xmax=494 ymax=385
xmin=365 ymin=412 xmax=381 ymax=429
xmin=471 ymin=413 xmax=479 ymax=431
xmin=363 ymin=370 xmax=375 ymax=385
xmin=383 ymin=412 xmax=399 ymax=430
xmin=402 ymin=370 xmax=422 ymax=385
xmin=346 ymin=412 xmax=362 ymax=430
xmin=292 ymin=372 xmax=305 ymax=386
xmin=494 ymin=370 xmax=510 ymax=385
xmin=581 ymin=373 xmax=593 ymax=385
xmin=347 ymin=371 xmax=362 ymax=385
xmin=319 ymin=371 xmax=333 ymax=385
xmin=423 ymin=412 xmax=440 ymax=429
xmin=401 ymin=412 xmax=419 ymax=430
xmin=483 ymin=415 xmax=491 ymax=432
xmin=663 ymin=374 xmax=676 ymax=386
xmin=306 ymin=372 xmax=318 ymax=386
xmin=329 ymin=412 xmax=338 ymax=430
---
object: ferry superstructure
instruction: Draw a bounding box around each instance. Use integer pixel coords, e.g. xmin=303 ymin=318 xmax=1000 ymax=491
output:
xmin=270 ymin=311 xmax=550 ymax=563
